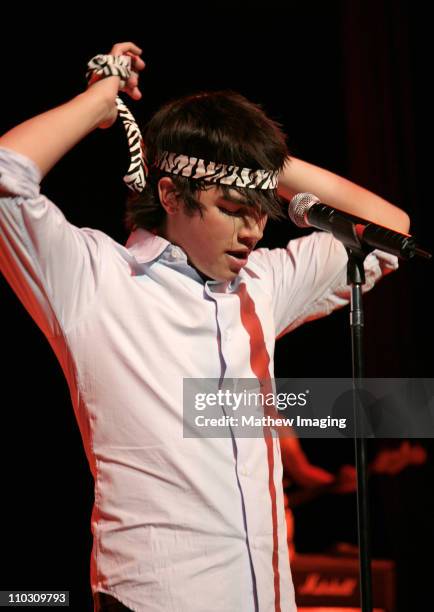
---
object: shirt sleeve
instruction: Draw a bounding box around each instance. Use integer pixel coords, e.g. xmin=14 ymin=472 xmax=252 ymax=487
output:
xmin=250 ymin=231 xmax=398 ymax=338
xmin=0 ymin=146 xmax=107 ymax=338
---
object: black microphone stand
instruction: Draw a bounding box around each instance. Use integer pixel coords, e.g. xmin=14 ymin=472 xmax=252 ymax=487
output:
xmin=330 ymin=214 xmax=374 ymax=612
xmin=346 ymin=249 xmax=373 ymax=612
xmin=294 ymin=197 xmax=432 ymax=612
xmin=343 ymin=225 xmax=431 ymax=612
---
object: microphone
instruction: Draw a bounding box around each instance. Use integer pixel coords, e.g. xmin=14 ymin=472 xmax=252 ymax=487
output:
xmin=288 ymin=192 xmax=431 ymax=261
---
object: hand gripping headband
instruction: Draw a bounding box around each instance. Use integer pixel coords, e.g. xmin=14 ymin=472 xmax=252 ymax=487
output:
xmin=86 ymin=54 xmax=279 ymax=193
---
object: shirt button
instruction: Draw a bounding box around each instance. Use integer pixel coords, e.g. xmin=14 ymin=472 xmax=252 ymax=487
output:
xmin=172 ymin=246 xmax=183 ymax=259
xmin=240 ymin=464 xmax=249 ymax=476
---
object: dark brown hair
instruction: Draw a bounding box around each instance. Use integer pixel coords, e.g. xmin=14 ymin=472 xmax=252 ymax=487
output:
xmin=124 ymin=90 xmax=289 ymax=232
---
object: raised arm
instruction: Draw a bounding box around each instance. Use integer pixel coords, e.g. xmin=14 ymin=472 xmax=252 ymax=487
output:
xmin=278 ymin=156 xmax=410 ymax=233
xmin=0 ymin=42 xmax=145 ymax=179
xmin=0 ymin=42 xmax=145 ymax=337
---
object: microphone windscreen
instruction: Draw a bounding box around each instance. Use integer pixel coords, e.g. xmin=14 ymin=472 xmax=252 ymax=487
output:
xmin=288 ymin=192 xmax=319 ymax=228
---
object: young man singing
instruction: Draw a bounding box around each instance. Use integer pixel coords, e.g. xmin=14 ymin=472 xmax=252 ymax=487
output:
xmin=0 ymin=41 xmax=409 ymax=612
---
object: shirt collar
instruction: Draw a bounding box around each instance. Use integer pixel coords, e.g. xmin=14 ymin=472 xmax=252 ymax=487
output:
xmin=125 ymin=228 xmax=170 ymax=264
xmin=125 ymin=227 xmax=234 ymax=292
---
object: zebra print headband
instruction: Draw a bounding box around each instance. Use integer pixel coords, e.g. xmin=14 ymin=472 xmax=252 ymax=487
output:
xmin=156 ymin=151 xmax=279 ymax=190
xmin=86 ymin=54 xmax=279 ymax=192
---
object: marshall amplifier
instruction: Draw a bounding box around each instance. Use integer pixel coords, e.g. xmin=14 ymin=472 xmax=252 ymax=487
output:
xmin=291 ymin=554 xmax=395 ymax=612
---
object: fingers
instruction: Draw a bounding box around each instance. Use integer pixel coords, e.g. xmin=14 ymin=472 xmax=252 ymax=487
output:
xmin=109 ymin=41 xmax=143 ymax=57
xmin=128 ymin=53 xmax=146 ymax=72
xmin=121 ymin=67 xmax=142 ymax=100
xmin=108 ymin=42 xmax=145 ymax=100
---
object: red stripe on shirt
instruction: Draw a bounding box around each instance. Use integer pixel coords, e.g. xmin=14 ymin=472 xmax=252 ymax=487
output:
xmin=237 ymin=282 xmax=281 ymax=612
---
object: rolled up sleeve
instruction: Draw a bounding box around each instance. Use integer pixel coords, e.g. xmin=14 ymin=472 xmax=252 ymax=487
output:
xmin=0 ymin=147 xmax=106 ymax=337
xmin=251 ymin=231 xmax=398 ymax=338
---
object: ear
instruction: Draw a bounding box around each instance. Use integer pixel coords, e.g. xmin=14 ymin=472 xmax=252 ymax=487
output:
xmin=158 ymin=177 xmax=181 ymax=215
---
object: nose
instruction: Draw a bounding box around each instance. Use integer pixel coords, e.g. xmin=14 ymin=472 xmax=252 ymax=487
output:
xmin=237 ymin=214 xmax=266 ymax=247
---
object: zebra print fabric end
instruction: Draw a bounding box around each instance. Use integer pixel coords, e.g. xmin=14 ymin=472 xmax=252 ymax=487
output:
xmin=86 ymin=54 xmax=148 ymax=194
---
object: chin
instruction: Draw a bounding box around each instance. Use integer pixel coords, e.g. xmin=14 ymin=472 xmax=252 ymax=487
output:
xmin=218 ymin=267 xmax=239 ymax=281
xmin=226 ymin=271 xmax=239 ymax=281
xmin=196 ymin=263 xmax=238 ymax=283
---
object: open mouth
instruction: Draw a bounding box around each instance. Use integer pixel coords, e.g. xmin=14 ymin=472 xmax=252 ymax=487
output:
xmin=226 ymin=250 xmax=250 ymax=260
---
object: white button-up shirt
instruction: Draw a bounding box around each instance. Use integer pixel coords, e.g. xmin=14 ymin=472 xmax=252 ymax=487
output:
xmin=0 ymin=147 xmax=397 ymax=612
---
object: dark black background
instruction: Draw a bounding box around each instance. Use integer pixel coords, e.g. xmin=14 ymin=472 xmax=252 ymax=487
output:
xmin=1 ymin=3 xmax=432 ymax=610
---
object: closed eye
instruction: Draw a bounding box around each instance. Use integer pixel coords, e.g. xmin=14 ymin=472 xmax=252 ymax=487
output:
xmin=217 ymin=206 xmax=244 ymax=217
